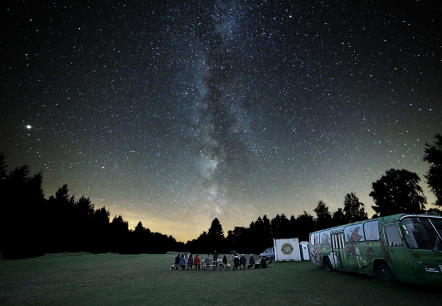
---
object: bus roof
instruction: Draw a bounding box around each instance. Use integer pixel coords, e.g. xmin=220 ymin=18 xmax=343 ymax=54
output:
xmin=309 ymin=213 xmax=442 ymax=235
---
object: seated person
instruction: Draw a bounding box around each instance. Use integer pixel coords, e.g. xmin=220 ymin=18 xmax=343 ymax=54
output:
xmin=187 ymin=254 xmax=194 ymax=270
xmin=247 ymin=254 xmax=255 ymax=269
xmin=174 ymin=253 xmax=180 ymax=269
xmin=205 ymin=254 xmax=212 ymax=269
xmin=194 ymin=254 xmax=201 ymax=270
xmin=260 ymin=257 xmax=267 ymax=268
xmin=179 ymin=254 xmax=186 ymax=270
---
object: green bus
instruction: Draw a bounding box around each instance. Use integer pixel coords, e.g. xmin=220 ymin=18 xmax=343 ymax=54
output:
xmin=309 ymin=213 xmax=442 ymax=286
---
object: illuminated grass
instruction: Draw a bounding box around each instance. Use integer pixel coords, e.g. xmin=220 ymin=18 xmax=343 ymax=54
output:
xmin=1 ymin=253 xmax=441 ymax=305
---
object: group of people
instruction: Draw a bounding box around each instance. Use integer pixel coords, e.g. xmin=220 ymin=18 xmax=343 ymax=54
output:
xmin=232 ymin=253 xmax=267 ymax=270
xmin=173 ymin=250 xmax=267 ymax=270
xmin=173 ymin=250 xmax=219 ymax=270
xmin=174 ymin=253 xmax=202 ymax=270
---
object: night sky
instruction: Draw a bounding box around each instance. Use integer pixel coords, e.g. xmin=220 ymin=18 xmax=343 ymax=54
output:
xmin=1 ymin=0 xmax=441 ymax=242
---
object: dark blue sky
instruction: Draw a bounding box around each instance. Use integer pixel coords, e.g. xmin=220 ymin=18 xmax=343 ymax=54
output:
xmin=1 ymin=0 xmax=441 ymax=241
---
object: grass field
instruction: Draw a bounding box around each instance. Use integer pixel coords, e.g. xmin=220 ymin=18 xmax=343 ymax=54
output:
xmin=1 ymin=253 xmax=441 ymax=305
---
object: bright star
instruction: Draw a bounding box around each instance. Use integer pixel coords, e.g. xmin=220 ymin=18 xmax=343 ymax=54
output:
xmin=26 ymin=125 xmax=32 ymax=129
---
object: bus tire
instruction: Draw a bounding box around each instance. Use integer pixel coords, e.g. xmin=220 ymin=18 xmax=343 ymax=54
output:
xmin=324 ymin=257 xmax=333 ymax=271
xmin=377 ymin=263 xmax=396 ymax=284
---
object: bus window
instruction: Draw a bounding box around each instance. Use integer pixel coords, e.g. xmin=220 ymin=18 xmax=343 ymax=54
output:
xmin=401 ymin=217 xmax=438 ymax=250
xmin=310 ymin=234 xmax=315 ymax=245
xmin=314 ymin=233 xmax=320 ymax=245
xmin=364 ymin=220 xmax=380 ymax=240
xmin=385 ymin=225 xmax=403 ymax=247
xmin=344 ymin=224 xmax=365 ymax=242
xmin=320 ymin=230 xmax=331 ymax=244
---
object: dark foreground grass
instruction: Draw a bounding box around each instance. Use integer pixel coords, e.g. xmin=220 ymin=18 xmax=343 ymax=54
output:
xmin=1 ymin=253 xmax=441 ymax=306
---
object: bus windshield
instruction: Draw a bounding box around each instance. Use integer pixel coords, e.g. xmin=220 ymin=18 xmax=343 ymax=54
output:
xmin=400 ymin=217 xmax=442 ymax=251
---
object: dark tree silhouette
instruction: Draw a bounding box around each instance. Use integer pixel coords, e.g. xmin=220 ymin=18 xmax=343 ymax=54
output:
xmin=150 ymin=232 xmax=178 ymax=254
xmin=288 ymin=215 xmax=298 ymax=237
xmin=423 ymin=134 xmax=442 ymax=207
xmin=343 ymin=192 xmax=368 ymax=223
xmin=110 ymin=215 xmax=129 ymax=253
xmin=132 ymin=221 xmax=152 ymax=253
xmin=207 ymin=217 xmax=225 ymax=252
xmin=271 ymin=214 xmax=291 ymax=238
xmin=91 ymin=206 xmax=110 ymax=253
xmin=296 ymin=211 xmax=315 ymax=241
xmin=193 ymin=231 xmax=210 ymax=254
xmin=0 ymin=157 xmax=46 ymax=259
xmin=72 ymin=196 xmax=95 ymax=251
xmin=313 ymin=200 xmax=332 ymax=230
xmin=332 ymin=208 xmax=346 ymax=226
xmin=47 ymin=184 xmax=76 ymax=252
xmin=262 ymin=215 xmax=272 ymax=242
xmin=253 ymin=215 xmax=273 ymax=249
xmin=370 ymin=168 xmax=426 ymax=216
xmin=226 ymin=226 xmax=251 ymax=253
xmin=249 ymin=216 xmax=273 ymax=253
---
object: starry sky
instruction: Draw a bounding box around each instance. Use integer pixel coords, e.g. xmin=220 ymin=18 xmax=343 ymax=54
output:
xmin=1 ymin=0 xmax=441 ymax=242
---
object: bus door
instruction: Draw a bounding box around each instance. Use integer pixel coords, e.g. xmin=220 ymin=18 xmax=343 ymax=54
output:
xmin=331 ymin=233 xmax=344 ymax=270
xmin=383 ymin=224 xmax=418 ymax=283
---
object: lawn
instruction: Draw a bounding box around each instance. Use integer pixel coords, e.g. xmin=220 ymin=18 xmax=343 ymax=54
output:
xmin=1 ymin=253 xmax=441 ymax=305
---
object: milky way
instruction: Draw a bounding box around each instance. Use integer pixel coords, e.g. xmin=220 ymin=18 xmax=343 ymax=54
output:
xmin=1 ymin=0 xmax=441 ymax=241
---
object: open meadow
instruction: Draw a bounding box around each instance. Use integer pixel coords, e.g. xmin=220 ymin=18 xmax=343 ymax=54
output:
xmin=1 ymin=253 xmax=441 ymax=306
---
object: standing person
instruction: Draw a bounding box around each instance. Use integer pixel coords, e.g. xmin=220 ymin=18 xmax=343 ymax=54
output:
xmin=222 ymin=255 xmax=228 ymax=269
xmin=233 ymin=255 xmax=240 ymax=270
xmin=187 ymin=254 xmax=194 ymax=270
xmin=213 ymin=250 xmax=219 ymax=267
xmin=248 ymin=254 xmax=255 ymax=269
xmin=194 ymin=254 xmax=201 ymax=270
xmin=205 ymin=254 xmax=213 ymax=270
xmin=239 ymin=254 xmax=246 ymax=270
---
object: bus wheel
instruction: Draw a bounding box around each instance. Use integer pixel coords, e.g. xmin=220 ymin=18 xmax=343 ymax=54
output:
xmin=377 ymin=263 xmax=396 ymax=284
xmin=324 ymin=257 xmax=333 ymax=271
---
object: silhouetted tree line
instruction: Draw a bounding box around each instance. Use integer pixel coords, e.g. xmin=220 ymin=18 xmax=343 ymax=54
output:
xmin=186 ymin=198 xmax=365 ymax=255
xmin=1 ymin=134 xmax=441 ymax=259
xmin=0 ymin=153 xmax=183 ymax=259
